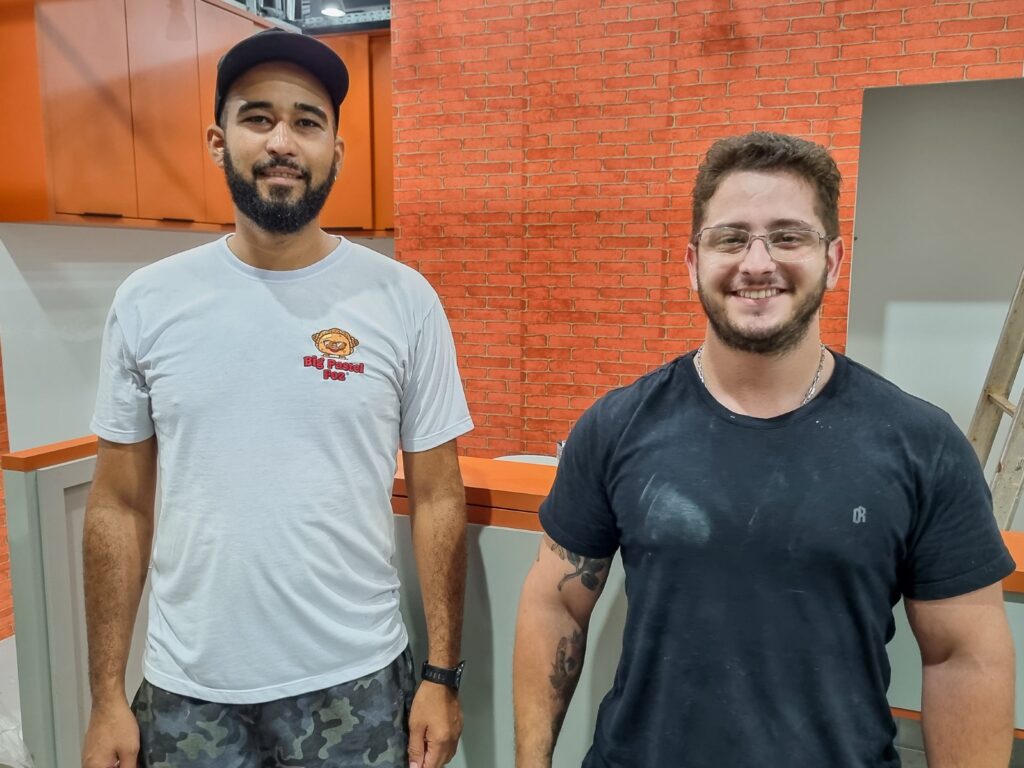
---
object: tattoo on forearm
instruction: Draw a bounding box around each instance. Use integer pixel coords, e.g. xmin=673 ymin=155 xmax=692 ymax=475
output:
xmin=548 ymin=629 xmax=585 ymax=744
xmin=550 ymin=629 xmax=583 ymax=692
xmin=549 ymin=541 xmax=610 ymax=592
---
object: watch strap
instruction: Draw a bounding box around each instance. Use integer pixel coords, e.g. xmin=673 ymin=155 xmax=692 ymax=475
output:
xmin=421 ymin=660 xmax=465 ymax=690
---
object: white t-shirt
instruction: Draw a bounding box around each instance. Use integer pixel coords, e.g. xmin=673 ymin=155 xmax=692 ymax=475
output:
xmin=91 ymin=236 xmax=473 ymax=703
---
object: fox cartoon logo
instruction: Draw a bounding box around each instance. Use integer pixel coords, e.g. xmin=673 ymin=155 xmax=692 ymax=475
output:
xmin=312 ymin=328 xmax=360 ymax=359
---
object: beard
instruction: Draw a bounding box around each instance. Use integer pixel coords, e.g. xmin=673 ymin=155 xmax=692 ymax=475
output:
xmin=697 ymin=267 xmax=827 ymax=356
xmin=223 ymin=147 xmax=336 ymax=235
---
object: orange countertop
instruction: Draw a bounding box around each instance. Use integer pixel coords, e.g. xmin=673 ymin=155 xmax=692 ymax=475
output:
xmin=4 ymin=435 xmax=1024 ymax=589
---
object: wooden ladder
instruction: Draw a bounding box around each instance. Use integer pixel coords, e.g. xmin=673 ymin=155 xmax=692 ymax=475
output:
xmin=968 ymin=266 xmax=1024 ymax=529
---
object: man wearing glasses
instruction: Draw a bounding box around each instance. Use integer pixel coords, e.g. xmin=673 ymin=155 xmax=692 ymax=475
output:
xmin=514 ymin=131 xmax=1015 ymax=767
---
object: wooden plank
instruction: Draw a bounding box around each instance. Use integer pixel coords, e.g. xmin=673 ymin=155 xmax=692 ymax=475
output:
xmin=1 ymin=436 xmax=98 ymax=472
xmin=990 ymin=392 xmax=1017 ymax=417
xmin=968 ymin=266 xmax=1024 ymax=465
xmin=994 ymin=404 xmax=1024 ymax=529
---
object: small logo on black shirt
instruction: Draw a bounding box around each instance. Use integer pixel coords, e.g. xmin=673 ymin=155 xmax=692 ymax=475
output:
xmin=852 ymin=506 xmax=867 ymax=524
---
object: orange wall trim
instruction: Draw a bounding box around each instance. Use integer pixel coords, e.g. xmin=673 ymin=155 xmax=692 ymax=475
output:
xmin=394 ymin=453 xmax=555 ymax=514
xmin=391 ymin=497 xmax=543 ymax=532
xmin=1 ymin=435 xmax=99 ymax=472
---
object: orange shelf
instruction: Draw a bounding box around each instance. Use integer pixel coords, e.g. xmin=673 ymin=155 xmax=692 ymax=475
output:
xmin=1002 ymin=534 xmax=1024 ymax=594
xmin=1 ymin=436 xmax=100 ymax=472
xmin=393 ymin=453 xmax=555 ymax=514
xmin=5 ymin=438 xmax=1024 ymax=586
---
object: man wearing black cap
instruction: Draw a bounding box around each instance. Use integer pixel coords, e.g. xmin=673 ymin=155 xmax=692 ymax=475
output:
xmin=82 ymin=29 xmax=471 ymax=768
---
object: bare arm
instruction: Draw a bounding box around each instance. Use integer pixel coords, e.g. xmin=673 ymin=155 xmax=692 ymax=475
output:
xmin=82 ymin=436 xmax=157 ymax=768
xmin=405 ymin=439 xmax=466 ymax=665
xmin=403 ymin=440 xmax=467 ymax=768
xmin=906 ymin=582 xmax=1015 ymax=767
xmin=513 ymin=534 xmax=613 ymax=768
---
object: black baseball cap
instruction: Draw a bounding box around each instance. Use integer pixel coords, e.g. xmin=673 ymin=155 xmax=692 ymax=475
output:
xmin=215 ymin=29 xmax=349 ymax=127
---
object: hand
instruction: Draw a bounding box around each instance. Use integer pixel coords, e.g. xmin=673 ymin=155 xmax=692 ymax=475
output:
xmin=407 ymin=681 xmax=463 ymax=768
xmin=82 ymin=699 xmax=139 ymax=768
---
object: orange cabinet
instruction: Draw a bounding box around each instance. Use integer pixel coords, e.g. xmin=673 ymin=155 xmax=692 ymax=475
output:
xmin=126 ymin=0 xmax=208 ymax=222
xmin=0 ymin=0 xmax=266 ymax=227
xmin=0 ymin=2 xmax=391 ymax=232
xmin=0 ymin=1 xmax=48 ymax=220
xmin=370 ymin=34 xmax=393 ymax=230
xmin=196 ymin=0 xmax=261 ymax=224
xmin=35 ymin=0 xmax=138 ymax=217
xmin=319 ymin=34 xmax=374 ymax=230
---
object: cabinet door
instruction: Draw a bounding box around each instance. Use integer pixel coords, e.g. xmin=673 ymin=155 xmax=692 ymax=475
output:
xmin=196 ymin=0 xmax=262 ymax=224
xmin=36 ymin=0 xmax=138 ymax=217
xmin=126 ymin=0 xmax=207 ymax=221
xmin=0 ymin=0 xmax=48 ymax=220
xmin=319 ymin=34 xmax=374 ymax=230
xmin=370 ymin=34 xmax=393 ymax=230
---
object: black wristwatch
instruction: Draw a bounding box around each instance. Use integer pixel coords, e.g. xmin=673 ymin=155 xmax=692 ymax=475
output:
xmin=421 ymin=660 xmax=465 ymax=691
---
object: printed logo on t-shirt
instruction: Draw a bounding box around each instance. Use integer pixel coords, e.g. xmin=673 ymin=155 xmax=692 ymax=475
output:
xmin=303 ymin=327 xmax=366 ymax=382
xmin=852 ymin=506 xmax=867 ymax=524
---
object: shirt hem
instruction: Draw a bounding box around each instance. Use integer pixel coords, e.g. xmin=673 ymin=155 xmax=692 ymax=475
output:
xmin=142 ymin=631 xmax=409 ymax=704
xmin=903 ymin=553 xmax=1016 ymax=601
xmin=401 ymin=417 xmax=474 ymax=453
xmin=539 ymin=507 xmax=618 ymax=559
xmin=90 ymin=421 xmax=155 ymax=444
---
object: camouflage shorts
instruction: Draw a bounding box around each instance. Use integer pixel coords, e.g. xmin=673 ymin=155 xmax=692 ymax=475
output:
xmin=132 ymin=647 xmax=415 ymax=767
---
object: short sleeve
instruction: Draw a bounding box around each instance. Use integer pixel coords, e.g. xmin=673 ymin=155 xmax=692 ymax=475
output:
xmin=900 ymin=418 xmax=1015 ymax=600
xmin=90 ymin=305 xmax=155 ymax=444
xmin=539 ymin=400 xmax=620 ymax=559
xmin=399 ymin=298 xmax=473 ymax=452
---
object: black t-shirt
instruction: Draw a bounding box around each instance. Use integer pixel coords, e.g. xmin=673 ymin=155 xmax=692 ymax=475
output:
xmin=540 ymin=352 xmax=1014 ymax=768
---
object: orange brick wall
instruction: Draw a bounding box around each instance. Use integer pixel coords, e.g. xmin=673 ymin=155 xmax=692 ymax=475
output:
xmin=0 ymin=344 xmax=11 ymax=640
xmin=0 ymin=4 xmax=1020 ymax=615
xmin=391 ymin=0 xmax=1024 ymax=457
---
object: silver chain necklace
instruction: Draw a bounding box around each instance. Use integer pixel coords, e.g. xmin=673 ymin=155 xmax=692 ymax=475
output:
xmin=693 ymin=344 xmax=828 ymax=407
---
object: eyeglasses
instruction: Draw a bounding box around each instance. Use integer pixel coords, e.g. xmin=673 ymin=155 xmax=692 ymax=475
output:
xmin=694 ymin=226 xmax=830 ymax=263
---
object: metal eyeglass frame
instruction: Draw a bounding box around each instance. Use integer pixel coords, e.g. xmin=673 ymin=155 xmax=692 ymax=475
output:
xmin=692 ymin=226 xmax=832 ymax=263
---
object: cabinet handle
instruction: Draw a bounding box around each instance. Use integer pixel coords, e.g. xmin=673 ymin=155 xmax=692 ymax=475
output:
xmin=80 ymin=212 xmax=125 ymax=218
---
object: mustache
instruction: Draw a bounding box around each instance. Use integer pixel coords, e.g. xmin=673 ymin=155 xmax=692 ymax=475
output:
xmin=252 ymin=158 xmax=312 ymax=181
